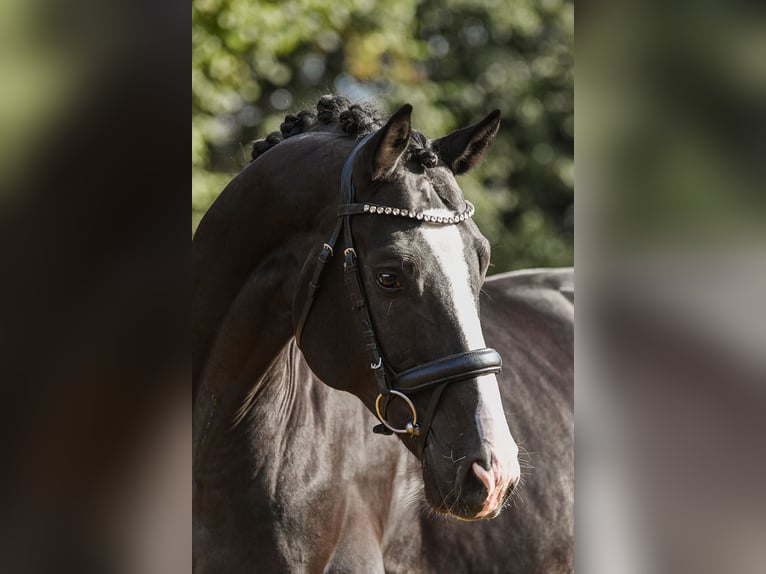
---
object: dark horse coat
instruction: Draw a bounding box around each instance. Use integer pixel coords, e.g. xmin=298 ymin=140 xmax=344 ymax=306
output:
xmin=193 ymin=98 xmax=573 ymax=573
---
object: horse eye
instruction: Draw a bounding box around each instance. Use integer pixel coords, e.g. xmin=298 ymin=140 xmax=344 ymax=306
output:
xmin=376 ymin=273 xmax=400 ymax=289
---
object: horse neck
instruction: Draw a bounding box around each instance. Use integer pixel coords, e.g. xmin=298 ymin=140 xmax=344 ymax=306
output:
xmin=195 ymin=135 xmax=348 ymax=378
xmin=193 ymin=134 xmax=349 ymax=474
xmin=192 ymin=250 xmax=297 ymax=484
xmin=192 ymin=339 xmax=310 ymax=531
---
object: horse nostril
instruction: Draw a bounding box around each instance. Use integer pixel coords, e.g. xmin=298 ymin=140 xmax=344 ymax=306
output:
xmin=471 ymin=461 xmax=495 ymax=499
xmin=454 ymin=463 xmax=491 ymax=514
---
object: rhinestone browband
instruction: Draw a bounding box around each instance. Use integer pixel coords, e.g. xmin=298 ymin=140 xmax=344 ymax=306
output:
xmin=357 ymin=201 xmax=475 ymax=225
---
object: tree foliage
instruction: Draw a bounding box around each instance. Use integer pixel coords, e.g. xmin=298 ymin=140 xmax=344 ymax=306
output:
xmin=192 ymin=0 xmax=573 ymax=271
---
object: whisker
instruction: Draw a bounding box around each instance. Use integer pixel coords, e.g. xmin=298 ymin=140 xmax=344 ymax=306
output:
xmin=440 ymin=448 xmax=466 ymax=465
xmin=480 ymin=289 xmax=495 ymax=304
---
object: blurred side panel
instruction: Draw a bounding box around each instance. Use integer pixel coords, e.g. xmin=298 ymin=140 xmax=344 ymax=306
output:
xmin=0 ymin=0 xmax=188 ymax=572
xmin=577 ymin=1 xmax=766 ymax=573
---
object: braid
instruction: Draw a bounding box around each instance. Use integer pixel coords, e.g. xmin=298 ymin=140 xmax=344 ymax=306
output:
xmin=250 ymin=95 xmax=436 ymax=170
xmin=339 ymin=103 xmax=381 ymax=135
xmin=279 ymin=110 xmax=317 ymax=138
xmin=316 ymin=94 xmax=351 ymax=124
xmin=251 ymin=95 xmax=383 ymax=161
xmin=250 ymin=131 xmax=282 ymax=159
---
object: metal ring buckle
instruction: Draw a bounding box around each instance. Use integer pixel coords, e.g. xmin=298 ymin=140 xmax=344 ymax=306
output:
xmin=375 ymin=390 xmax=420 ymax=436
xmin=371 ymin=357 xmax=382 ymax=370
xmin=343 ymin=247 xmax=356 ymax=257
xmin=323 ymin=243 xmax=333 ymax=256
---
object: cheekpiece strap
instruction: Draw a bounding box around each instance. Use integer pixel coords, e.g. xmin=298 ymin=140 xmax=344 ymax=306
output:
xmin=294 ymin=133 xmax=374 ymax=349
xmin=339 ymin=134 xmax=392 ymax=396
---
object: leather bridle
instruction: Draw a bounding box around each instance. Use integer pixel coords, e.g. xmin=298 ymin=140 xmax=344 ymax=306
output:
xmin=295 ymin=132 xmax=503 ymax=457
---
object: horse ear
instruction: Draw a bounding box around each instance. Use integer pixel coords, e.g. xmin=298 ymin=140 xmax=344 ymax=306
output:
xmin=433 ymin=110 xmax=501 ymax=175
xmin=360 ymin=104 xmax=412 ymax=180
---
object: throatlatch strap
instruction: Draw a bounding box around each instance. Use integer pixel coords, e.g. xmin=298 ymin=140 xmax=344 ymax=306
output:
xmin=294 ymin=219 xmax=343 ymax=348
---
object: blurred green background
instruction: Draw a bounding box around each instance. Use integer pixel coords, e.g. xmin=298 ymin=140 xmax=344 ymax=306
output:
xmin=192 ymin=0 xmax=573 ymax=272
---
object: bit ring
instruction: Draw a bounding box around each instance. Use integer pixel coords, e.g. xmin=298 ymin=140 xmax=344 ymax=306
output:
xmin=375 ymin=390 xmax=420 ymax=436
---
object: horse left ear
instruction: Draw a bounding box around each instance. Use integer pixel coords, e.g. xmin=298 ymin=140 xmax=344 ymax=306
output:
xmin=433 ymin=110 xmax=501 ymax=175
xmin=359 ymin=104 xmax=412 ymax=181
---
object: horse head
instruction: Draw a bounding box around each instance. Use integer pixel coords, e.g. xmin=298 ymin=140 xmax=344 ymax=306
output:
xmin=295 ymin=104 xmax=520 ymax=520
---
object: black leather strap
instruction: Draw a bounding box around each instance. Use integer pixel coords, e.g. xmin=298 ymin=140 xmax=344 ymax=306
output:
xmin=337 ymin=203 xmax=368 ymax=217
xmin=294 ymin=218 xmax=343 ymax=348
xmin=340 ymin=135 xmax=392 ymax=395
xmin=294 ymin=133 xmax=374 ymax=349
xmin=416 ymin=382 xmax=449 ymax=458
xmin=393 ymin=348 xmax=502 ymax=393
xmin=343 ymin=246 xmax=389 ymax=395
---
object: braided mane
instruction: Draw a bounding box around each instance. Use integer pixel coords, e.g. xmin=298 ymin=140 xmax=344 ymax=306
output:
xmin=251 ymin=94 xmax=438 ymax=168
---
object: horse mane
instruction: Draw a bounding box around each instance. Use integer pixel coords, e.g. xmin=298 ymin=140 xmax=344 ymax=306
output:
xmin=251 ymin=94 xmax=438 ymax=168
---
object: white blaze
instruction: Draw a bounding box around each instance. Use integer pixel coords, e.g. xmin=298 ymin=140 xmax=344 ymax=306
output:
xmin=418 ymin=218 xmax=485 ymax=349
xmin=419 ymin=216 xmax=520 ymax=512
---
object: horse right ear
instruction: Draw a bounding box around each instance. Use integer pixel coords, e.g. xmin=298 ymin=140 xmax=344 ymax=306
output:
xmin=433 ymin=110 xmax=501 ymax=175
xmin=358 ymin=104 xmax=412 ymax=180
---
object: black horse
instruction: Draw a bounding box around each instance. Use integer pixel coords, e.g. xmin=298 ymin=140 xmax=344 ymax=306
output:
xmin=193 ymin=96 xmax=573 ymax=573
